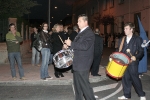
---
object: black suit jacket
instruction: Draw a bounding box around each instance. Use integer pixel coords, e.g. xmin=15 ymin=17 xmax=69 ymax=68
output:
xmin=71 ymin=27 xmax=95 ymax=71
xmin=117 ymin=35 xmax=144 ymax=66
xmin=94 ymin=34 xmax=103 ymax=55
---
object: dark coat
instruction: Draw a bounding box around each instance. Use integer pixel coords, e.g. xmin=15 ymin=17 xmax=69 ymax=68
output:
xmin=117 ymin=35 xmax=144 ymax=66
xmin=30 ymin=32 xmax=39 ymax=48
xmin=51 ymin=32 xmax=64 ymax=55
xmin=71 ymin=27 xmax=95 ymax=71
xmin=94 ymin=34 xmax=103 ymax=55
xmin=39 ymin=31 xmax=52 ymax=49
xmin=69 ymin=31 xmax=78 ymax=41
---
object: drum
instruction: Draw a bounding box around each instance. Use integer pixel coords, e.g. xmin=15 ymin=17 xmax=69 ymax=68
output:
xmin=53 ymin=49 xmax=74 ymax=69
xmin=106 ymin=52 xmax=130 ymax=79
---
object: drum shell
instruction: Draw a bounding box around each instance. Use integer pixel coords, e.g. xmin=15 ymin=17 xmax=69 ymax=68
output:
xmin=106 ymin=60 xmax=127 ymax=79
xmin=53 ymin=49 xmax=74 ymax=69
xmin=106 ymin=52 xmax=130 ymax=79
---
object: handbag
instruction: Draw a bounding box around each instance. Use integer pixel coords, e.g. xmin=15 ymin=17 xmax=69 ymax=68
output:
xmin=33 ymin=35 xmax=43 ymax=52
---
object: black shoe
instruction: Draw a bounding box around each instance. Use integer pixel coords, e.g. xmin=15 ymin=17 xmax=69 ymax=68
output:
xmin=59 ymin=73 xmax=64 ymax=77
xmin=93 ymin=74 xmax=101 ymax=76
xmin=54 ymin=73 xmax=59 ymax=78
xmin=46 ymin=76 xmax=53 ymax=79
xmin=41 ymin=78 xmax=48 ymax=81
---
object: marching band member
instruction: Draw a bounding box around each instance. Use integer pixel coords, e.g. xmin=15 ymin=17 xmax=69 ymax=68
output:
xmin=117 ymin=22 xmax=146 ymax=100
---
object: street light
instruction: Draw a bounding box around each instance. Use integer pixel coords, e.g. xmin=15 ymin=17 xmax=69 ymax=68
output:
xmin=55 ymin=6 xmax=57 ymax=9
xmin=48 ymin=0 xmax=51 ymax=29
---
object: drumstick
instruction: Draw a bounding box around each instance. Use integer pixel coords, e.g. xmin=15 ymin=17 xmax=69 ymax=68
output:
xmin=126 ymin=49 xmax=133 ymax=56
xmin=58 ymin=35 xmax=64 ymax=44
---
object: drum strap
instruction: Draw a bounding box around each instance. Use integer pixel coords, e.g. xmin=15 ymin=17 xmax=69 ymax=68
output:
xmin=119 ymin=36 xmax=126 ymax=52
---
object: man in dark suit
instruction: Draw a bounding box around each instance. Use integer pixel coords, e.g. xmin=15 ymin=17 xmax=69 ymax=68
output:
xmin=91 ymin=28 xmax=103 ymax=76
xmin=64 ymin=14 xmax=96 ymax=100
xmin=117 ymin=22 xmax=146 ymax=100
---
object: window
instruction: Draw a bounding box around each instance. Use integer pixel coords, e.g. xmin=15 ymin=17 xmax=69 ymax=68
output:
xmin=119 ymin=0 xmax=124 ymax=4
xmin=103 ymin=0 xmax=108 ymax=10
xmin=110 ymin=0 xmax=114 ymax=8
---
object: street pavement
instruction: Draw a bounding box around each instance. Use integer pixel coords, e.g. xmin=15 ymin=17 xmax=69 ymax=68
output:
xmin=0 ymin=47 xmax=150 ymax=100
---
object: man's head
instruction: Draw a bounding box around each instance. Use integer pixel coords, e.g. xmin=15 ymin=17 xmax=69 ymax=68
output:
xmin=73 ymin=25 xmax=79 ymax=33
xmin=33 ymin=26 xmax=38 ymax=33
xmin=95 ymin=28 xmax=99 ymax=33
xmin=9 ymin=23 xmax=16 ymax=32
xmin=77 ymin=14 xmax=88 ymax=30
xmin=124 ymin=22 xmax=135 ymax=36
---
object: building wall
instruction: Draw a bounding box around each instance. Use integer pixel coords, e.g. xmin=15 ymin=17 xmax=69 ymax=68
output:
xmin=72 ymin=0 xmax=150 ymax=39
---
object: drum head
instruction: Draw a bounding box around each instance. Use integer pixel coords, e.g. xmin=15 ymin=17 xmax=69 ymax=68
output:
xmin=111 ymin=52 xmax=130 ymax=65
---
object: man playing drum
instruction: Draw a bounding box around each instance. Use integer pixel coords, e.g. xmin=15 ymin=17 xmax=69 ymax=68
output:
xmin=117 ymin=22 xmax=146 ymax=100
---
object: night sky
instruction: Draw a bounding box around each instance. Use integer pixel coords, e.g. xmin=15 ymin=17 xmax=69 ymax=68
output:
xmin=26 ymin=0 xmax=75 ymax=27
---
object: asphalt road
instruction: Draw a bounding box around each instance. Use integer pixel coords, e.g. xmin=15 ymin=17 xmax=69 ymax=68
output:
xmin=0 ymin=73 xmax=150 ymax=100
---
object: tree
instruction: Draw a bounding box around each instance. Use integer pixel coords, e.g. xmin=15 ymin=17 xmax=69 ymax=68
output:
xmin=0 ymin=0 xmax=38 ymax=18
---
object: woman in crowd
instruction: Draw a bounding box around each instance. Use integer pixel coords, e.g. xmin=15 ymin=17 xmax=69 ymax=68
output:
xmin=39 ymin=22 xmax=53 ymax=81
xmin=51 ymin=24 xmax=64 ymax=78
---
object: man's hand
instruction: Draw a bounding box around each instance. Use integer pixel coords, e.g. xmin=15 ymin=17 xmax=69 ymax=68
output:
xmin=12 ymin=30 xmax=16 ymax=36
xmin=65 ymin=37 xmax=71 ymax=46
xmin=131 ymin=56 xmax=136 ymax=61
xmin=63 ymin=44 xmax=68 ymax=49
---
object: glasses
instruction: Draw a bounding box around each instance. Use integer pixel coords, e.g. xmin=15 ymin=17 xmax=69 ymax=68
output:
xmin=44 ymin=26 xmax=48 ymax=27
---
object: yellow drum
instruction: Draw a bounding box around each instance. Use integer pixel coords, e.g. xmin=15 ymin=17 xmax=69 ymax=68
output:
xmin=106 ymin=52 xmax=130 ymax=79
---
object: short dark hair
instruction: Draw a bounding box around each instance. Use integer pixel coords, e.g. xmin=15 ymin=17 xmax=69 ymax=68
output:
xmin=124 ymin=22 xmax=135 ymax=33
xmin=33 ymin=26 xmax=38 ymax=29
xmin=9 ymin=23 xmax=16 ymax=31
xmin=9 ymin=23 xmax=15 ymax=28
xmin=78 ymin=14 xmax=88 ymax=22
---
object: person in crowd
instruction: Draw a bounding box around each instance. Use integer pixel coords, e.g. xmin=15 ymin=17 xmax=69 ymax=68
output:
xmin=63 ymin=25 xmax=69 ymax=40
xmin=59 ymin=24 xmax=67 ymax=41
xmin=39 ymin=22 xmax=53 ymax=81
xmin=117 ymin=22 xmax=146 ymax=100
xmin=108 ymin=34 xmax=113 ymax=47
xmin=73 ymin=25 xmax=79 ymax=33
xmin=115 ymin=36 xmax=119 ymax=48
xmin=91 ymin=28 xmax=103 ymax=76
xmin=6 ymin=23 xmax=26 ymax=80
xmin=64 ymin=26 xmax=77 ymax=41
xmin=48 ymin=31 xmax=53 ymax=65
xmin=31 ymin=26 xmax=40 ymax=67
xmin=51 ymin=24 xmax=64 ymax=78
xmin=69 ymin=27 xmax=78 ymax=41
xmin=64 ymin=14 xmax=96 ymax=100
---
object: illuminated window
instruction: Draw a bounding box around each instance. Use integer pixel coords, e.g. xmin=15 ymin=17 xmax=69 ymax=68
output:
xmin=103 ymin=0 xmax=108 ymax=10
xmin=110 ymin=0 xmax=114 ymax=8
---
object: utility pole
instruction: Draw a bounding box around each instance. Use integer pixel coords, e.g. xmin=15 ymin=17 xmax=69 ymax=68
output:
xmin=48 ymin=0 xmax=51 ymax=29
xmin=97 ymin=0 xmax=100 ymax=28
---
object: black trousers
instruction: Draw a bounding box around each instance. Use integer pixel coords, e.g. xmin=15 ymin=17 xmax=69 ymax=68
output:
xmin=91 ymin=54 xmax=101 ymax=75
xmin=122 ymin=64 xmax=145 ymax=98
xmin=73 ymin=71 xmax=96 ymax=100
